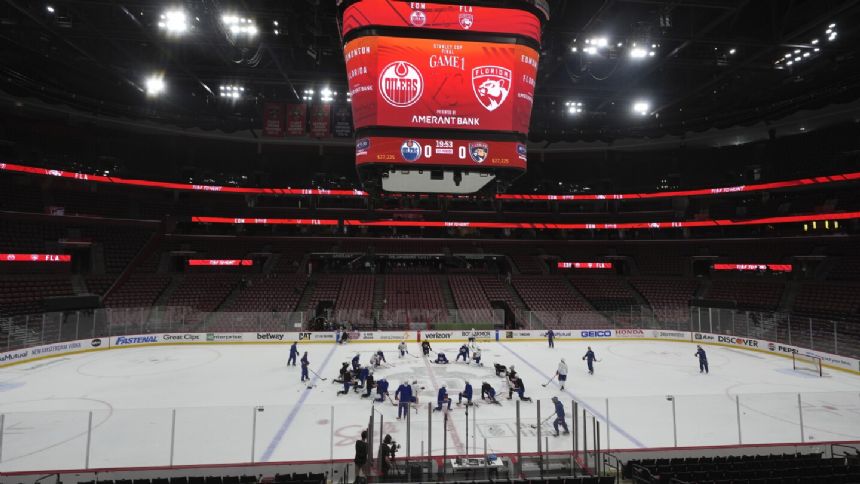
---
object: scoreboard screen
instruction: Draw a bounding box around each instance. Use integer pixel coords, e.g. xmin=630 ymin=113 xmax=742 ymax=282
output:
xmin=339 ymin=0 xmax=548 ymax=193
xmin=356 ymin=136 xmax=527 ymax=169
xmin=345 ymin=36 xmax=538 ymax=134
xmin=342 ymin=0 xmax=543 ymax=43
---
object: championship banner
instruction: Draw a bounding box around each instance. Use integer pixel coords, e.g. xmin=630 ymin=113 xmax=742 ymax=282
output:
xmin=345 ymin=36 xmax=538 ymax=134
xmin=286 ymin=103 xmax=308 ymax=136
xmin=262 ymin=102 xmax=286 ymax=138
xmin=356 ymin=136 xmax=526 ymax=169
xmin=309 ymin=104 xmax=332 ymax=138
xmin=332 ymin=104 xmax=354 ymax=138
xmin=342 ymin=1 xmax=543 ymax=45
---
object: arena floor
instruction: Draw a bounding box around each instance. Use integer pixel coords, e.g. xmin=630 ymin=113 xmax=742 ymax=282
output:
xmin=1 ymin=339 xmax=859 ymax=473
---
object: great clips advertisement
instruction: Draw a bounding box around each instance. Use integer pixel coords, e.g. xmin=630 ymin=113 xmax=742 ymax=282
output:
xmin=342 ymin=1 xmax=543 ymax=45
xmin=355 ymin=136 xmax=527 ymax=169
xmin=345 ymin=36 xmax=538 ymax=134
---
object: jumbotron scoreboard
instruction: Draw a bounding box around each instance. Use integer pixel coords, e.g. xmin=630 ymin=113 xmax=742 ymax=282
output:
xmin=339 ymin=0 xmax=549 ymax=194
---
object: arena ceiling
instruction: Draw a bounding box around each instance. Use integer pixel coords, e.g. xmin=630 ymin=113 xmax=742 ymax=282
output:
xmin=0 ymin=0 xmax=858 ymax=142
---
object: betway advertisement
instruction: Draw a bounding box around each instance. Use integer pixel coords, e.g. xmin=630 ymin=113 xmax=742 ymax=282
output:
xmin=356 ymin=136 xmax=526 ymax=169
xmin=342 ymin=1 xmax=543 ymax=44
xmin=345 ymin=36 xmax=538 ymax=134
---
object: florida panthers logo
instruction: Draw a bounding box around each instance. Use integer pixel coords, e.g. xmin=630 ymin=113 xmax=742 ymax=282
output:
xmin=459 ymin=13 xmax=474 ymax=30
xmin=379 ymin=61 xmax=424 ymax=108
xmin=468 ymin=142 xmax=489 ymax=164
xmin=400 ymin=140 xmax=422 ymax=162
xmin=472 ymin=66 xmax=511 ymax=112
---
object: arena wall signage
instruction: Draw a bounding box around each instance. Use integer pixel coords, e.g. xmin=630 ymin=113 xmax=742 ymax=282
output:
xmin=2 ymin=330 xmax=857 ymax=374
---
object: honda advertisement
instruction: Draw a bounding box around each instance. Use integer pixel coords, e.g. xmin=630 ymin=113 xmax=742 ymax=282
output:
xmin=356 ymin=136 xmax=526 ymax=169
xmin=345 ymin=36 xmax=539 ymax=134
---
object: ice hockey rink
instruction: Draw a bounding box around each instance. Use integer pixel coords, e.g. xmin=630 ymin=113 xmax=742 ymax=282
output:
xmin=1 ymin=338 xmax=859 ymax=473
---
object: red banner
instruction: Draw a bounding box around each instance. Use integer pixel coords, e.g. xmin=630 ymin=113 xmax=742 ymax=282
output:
xmin=356 ymin=136 xmax=526 ymax=169
xmin=342 ymin=1 xmax=543 ymax=44
xmin=558 ymin=262 xmax=613 ymax=270
xmin=188 ymin=259 xmax=253 ymax=266
xmin=286 ymin=103 xmax=307 ymax=136
xmin=1 ymin=253 xmax=71 ymax=263
xmin=345 ymin=36 xmax=538 ymax=134
xmin=309 ymin=104 xmax=332 ymax=138
xmin=712 ymin=263 xmax=793 ymax=272
xmin=262 ymin=102 xmax=286 ymax=138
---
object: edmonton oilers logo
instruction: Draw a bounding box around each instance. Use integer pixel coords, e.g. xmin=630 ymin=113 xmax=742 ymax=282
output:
xmin=516 ymin=143 xmax=527 ymax=159
xmin=410 ymin=10 xmax=427 ymax=27
xmin=379 ymin=61 xmax=424 ymax=108
xmin=400 ymin=140 xmax=422 ymax=162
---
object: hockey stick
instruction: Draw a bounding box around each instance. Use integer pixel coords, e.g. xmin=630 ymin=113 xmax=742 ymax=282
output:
xmin=530 ymin=414 xmax=554 ymax=429
xmin=541 ymin=374 xmax=556 ymax=387
xmin=309 ymin=368 xmax=328 ymax=381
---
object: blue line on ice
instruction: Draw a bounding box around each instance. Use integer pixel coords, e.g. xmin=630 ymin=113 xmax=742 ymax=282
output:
xmin=261 ymin=343 xmax=339 ymax=462
xmin=499 ymin=342 xmax=646 ymax=448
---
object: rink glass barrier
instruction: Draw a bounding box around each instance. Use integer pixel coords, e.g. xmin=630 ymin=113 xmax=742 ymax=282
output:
xmin=1 ymin=305 xmax=856 ymax=359
xmin=3 ymin=393 xmax=859 ymax=473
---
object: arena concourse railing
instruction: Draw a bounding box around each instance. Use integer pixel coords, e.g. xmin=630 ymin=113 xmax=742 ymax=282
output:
xmin=0 ymin=305 xmax=857 ymax=359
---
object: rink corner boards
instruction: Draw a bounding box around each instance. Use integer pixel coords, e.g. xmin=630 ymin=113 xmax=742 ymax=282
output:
xmin=1 ymin=329 xmax=858 ymax=375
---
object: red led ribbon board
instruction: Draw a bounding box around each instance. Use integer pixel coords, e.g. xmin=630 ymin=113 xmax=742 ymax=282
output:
xmin=558 ymin=262 xmax=613 ymax=270
xmin=188 ymin=259 xmax=253 ymax=266
xmin=1 ymin=253 xmax=71 ymax=263
xmin=345 ymin=36 xmax=538 ymax=134
xmin=356 ymin=136 xmax=526 ymax=169
xmin=342 ymin=1 xmax=543 ymax=44
xmin=712 ymin=263 xmax=793 ymax=272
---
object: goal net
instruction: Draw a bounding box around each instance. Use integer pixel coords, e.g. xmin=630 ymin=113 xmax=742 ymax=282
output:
xmin=792 ymin=353 xmax=823 ymax=377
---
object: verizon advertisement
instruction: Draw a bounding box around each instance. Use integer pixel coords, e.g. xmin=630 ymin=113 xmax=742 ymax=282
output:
xmin=345 ymin=36 xmax=539 ymax=134
xmin=356 ymin=136 xmax=526 ymax=169
xmin=342 ymin=1 xmax=543 ymax=44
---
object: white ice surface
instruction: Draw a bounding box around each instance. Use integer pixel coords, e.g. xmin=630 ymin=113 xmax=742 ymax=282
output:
xmin=1 ymin=340 xmax=859 ymax=472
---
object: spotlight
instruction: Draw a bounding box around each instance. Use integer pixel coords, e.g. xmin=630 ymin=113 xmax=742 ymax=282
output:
xmin=632 ymin=100 xmax=650 ymax=116
xmin=46 ymin=5 xmax=54 ymax=13
xmin=321 ymin=87 xmax=336 ymax=103
xmin=729 ymin=48 xmax=736 ymax=55
xmin=145 ymin=75 xmax=165 ymax=97
xmin=158 ymin=9 xmax=189 ymax=35
xmin=219 ymin=84 xmax=245 ymax=100
xmin=565 ymin=101 xmax=584 ymax=114
xmin=222 ymin=14 xmax=258 ymax=38
xmin=630 ymin=47 xmax=648 ymax=59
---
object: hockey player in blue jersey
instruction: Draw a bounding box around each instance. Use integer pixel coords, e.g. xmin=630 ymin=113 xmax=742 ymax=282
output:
xmin=481 ymin=382 xmax=500 ymax=404
xmin=434 ymin=352 xmax=449 ymax=364
xmin=357 ymin=366 xmax=370 ymax=390
xmin=352 ymin=353 xmax=360 ymax=371
xmin=695 ymin=345 xmax=709 ymax=373
xmin=547 ymin=329 xmax=555 ymax=348
xmin=458 ymin=381 xmax=473 ymax=406
xmin=374 ymin=378 xmax=390 ymax=402
xmin=395 ymin=382 xmax=413 ymax=420
xmin=300 ymin=352 xmax=309 ymax=382
xmin=551 ymin=396 xmax=569 ymax=436
xmin=456 ymin=344 xmax=470 ymax=362
xmin=582 ymin=347 xmax=596 ymax=375
xmin=434 ymin=386 xmax=452 ymax=411
xmin=288 ymin=341 xmax=299 ymax=366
